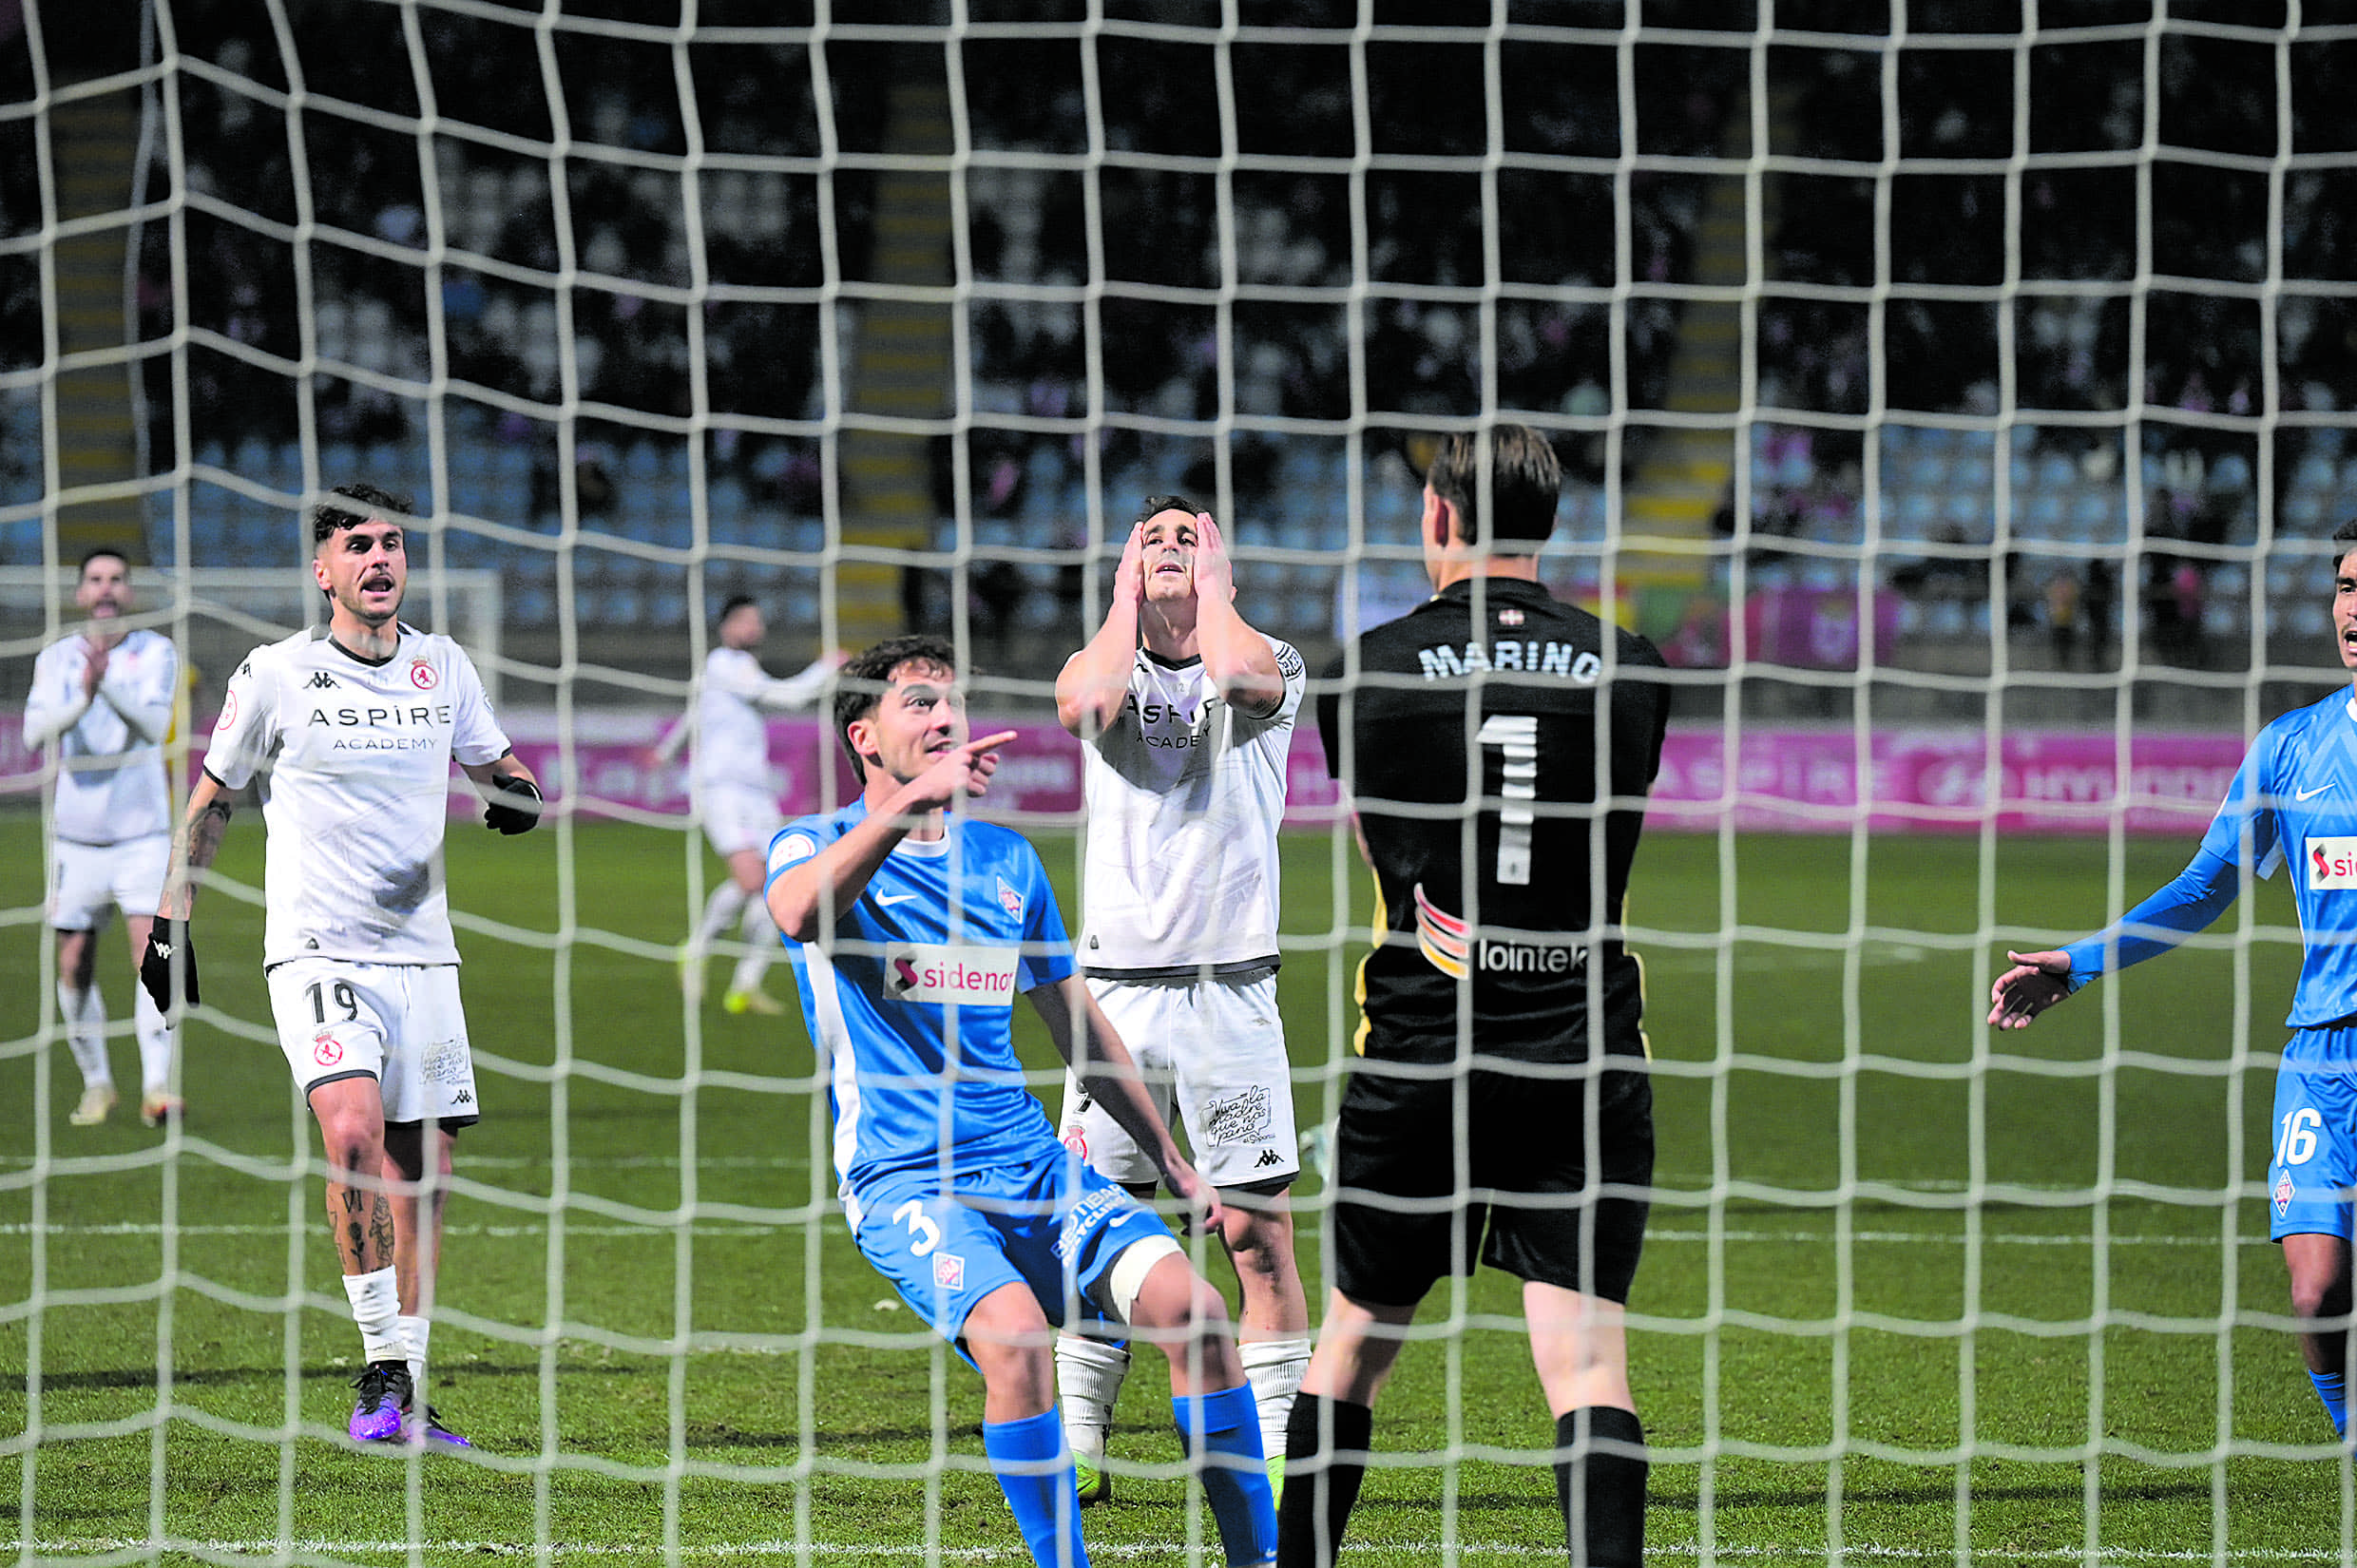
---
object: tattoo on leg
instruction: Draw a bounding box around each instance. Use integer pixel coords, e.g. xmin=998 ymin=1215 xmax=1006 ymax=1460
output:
xmin=370 ymin=1195 xmax=395 ymax=1261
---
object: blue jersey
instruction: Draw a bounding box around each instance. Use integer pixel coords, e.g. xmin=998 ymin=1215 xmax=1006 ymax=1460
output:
xmin=2065 ymin=687 xmax=2357 ymax=1029
xmin=766 ymin=802 xmax=1076 ymax=1193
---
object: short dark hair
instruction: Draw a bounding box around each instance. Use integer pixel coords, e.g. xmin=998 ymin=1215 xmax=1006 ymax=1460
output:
xmin=1425 ymin=425 xmax=1562 ymax=550
xmin=833 ymin=634 xmax=961 ymax=781
xmin=2333 ymin=517 xmax=2357 ymax=546
xmin=718 ymin=594 xmax=759 ymax=625
xmin=77 ymin=546 xmax=130 ymax=577
xmin=1136 ymin=494 xmax=1201 ymax=527
xmin=311 ymin=482 xmax=413 ymax=545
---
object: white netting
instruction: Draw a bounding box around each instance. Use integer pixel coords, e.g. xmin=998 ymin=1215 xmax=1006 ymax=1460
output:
xmin=8 ymin=1 xmax=2357 ymax=1563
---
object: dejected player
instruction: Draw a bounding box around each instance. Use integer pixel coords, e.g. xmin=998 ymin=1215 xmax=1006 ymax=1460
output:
xmin=1285 ymin=426 xmax=1670 ymax=1568
xmin=1052 ymin=498 xmax=1311 ymax=1501
xmin=1990 ymin=513 xmax=2357 ymax=1444
xmin=144 ymin=483 xmax=542 ymax=1449
xmin=23 ymin=548 xmax=183 ymax=1128
xmin=765 ymin=634 xmax=1277 ymax=1568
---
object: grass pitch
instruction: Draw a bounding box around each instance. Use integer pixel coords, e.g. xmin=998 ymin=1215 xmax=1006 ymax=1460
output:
xmin=2 ymin=809 xmax=2349 ymax=1564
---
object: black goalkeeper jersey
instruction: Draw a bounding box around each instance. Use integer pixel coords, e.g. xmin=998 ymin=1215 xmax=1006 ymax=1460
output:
xmin=1316 ymin=576 xmax=1670 ymax=1065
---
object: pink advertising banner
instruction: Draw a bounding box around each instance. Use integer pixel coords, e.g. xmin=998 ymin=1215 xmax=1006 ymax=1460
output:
xmin=0 ymin=714 xmax=2241 ymax=836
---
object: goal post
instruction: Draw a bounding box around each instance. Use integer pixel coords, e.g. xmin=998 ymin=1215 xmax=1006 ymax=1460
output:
xmin=7 ymin=3 xmax=2357 ymax=1564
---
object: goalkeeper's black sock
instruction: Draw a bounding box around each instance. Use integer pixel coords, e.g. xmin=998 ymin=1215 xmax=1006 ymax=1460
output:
xmin=1274 ymin=1393 xmax=1370 ymax=1568
xmin=1554 ymin=1405 xmax=1647 ymax=1568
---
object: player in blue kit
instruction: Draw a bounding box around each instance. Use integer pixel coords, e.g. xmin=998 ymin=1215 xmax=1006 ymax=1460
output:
xmin=764 ymin=634 xmax=1277 ymax=1568
xmin=1991 ymin=517 xmax=2357 ymax=1441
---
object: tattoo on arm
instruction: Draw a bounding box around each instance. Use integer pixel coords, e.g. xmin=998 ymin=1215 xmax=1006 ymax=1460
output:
xmin=161 ymin=792 xmax=235 ymax=920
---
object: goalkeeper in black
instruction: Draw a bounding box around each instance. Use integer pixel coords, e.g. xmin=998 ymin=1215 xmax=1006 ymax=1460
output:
xmin=1280 ymin=425 xmax=1670 ymax=1568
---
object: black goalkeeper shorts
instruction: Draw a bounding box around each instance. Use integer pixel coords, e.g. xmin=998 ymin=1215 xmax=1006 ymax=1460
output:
xmin=1328 ymin=1055 xmax=1653 ymax=1309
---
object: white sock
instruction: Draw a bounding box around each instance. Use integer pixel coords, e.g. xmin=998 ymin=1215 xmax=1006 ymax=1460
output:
xmin=1056 ymin=1333 xmax=1131 ymax=1460
xmin=59 ymin=982 xmax=110 ymax=1089
xmin=341 ymin=1267 xmax=407 ymax=1367
xmin=133 ymin=985 xmax=175 ymax=1099
xmin=1239 ymin=1337 xmax=1313 ymax=1465
xmin=728 ymin=896 xmax=778 ymax=995
xmin=694 ymin=882 xmax=750 ymax=947
xmin=399 ymin=1313 xmax=431 ymax=1397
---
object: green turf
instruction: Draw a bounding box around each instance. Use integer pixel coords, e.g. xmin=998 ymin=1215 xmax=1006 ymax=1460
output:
xmin=1 ymin=810 xmax=2347 ymax=1564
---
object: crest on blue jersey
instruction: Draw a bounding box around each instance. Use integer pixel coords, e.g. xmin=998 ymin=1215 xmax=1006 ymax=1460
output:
xmin=997 ymin=875 xmax=1024 ymax=921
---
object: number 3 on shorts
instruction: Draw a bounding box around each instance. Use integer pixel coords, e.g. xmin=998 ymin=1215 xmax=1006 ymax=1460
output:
xmin=892 ymin=1199 xmax=942 ymax=1257
xmin=2278 ymin=1107 xmax=2322 ymax=1168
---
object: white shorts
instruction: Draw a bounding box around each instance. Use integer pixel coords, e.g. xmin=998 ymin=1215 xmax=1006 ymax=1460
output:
xmin=48 ymin=835 xmax=169 ymax=930
xmin=266 ymin=957 xmax=481 ymax=1126
xmin=1058 ymin=971 xmax=1297 ymax=1191
xmin=700 ymin=782 xmax=784 ymax=859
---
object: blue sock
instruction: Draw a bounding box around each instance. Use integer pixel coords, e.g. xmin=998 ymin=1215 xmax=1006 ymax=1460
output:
xmin=2312 ymin=1368 xmax=2348 ymax=1439
xmin=1173 ymin=1384 xmax=1278 ymax=1567
xmin=983 ymin=1408 xmax=1089 ymax=1568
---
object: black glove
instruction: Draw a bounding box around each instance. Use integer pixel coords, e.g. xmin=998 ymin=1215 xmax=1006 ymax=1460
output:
xmin=483 ymin=774 xmax=543 ymax=834
xmin=139 ymin=917 xmax=199 ymax=1011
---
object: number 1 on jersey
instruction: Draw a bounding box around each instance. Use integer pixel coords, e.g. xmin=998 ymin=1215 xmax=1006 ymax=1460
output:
xmin=1478 ymin=715 xmax=1539 ymax=886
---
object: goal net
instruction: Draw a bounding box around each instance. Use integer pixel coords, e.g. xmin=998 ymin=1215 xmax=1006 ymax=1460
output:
xmin=6 ymin=1 xmax=2356 ymax=1562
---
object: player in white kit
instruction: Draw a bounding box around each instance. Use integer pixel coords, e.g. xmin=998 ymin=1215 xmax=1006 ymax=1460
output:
xmin=1053 ymin=497 xmax=1313 ymax=1501
xmin=23 ymin=548 xmax=182 ymax=1128
xmin=655 ymin=594 xmax=837 ymax=1015
xmin=143 ymin=483 xmax=542 ymax=1449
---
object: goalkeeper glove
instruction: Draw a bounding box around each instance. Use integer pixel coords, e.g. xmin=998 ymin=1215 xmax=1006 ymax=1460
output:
xmin=139 ymin=918 xmax=199 ymax=1011
xmin=483 ymin=773 xmax=543 ymax=834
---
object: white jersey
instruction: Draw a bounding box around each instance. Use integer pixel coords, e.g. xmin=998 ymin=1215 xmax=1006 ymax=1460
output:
xmin=1074 ymin=637 xmax=1304 ymax=979
xmin=202 ymin=624 xmax=511 ymax=966
xmin=23 ymin=627 xmax=179 ymax=846
xmin=690 ymin=647 xmax=833 ymax=796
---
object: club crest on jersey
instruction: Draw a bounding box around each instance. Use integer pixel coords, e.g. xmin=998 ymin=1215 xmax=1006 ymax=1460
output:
xmin=409 ymin=658 xmax=438 ymax=691
xmin=2276 ymin=1171 xmax=2295 ymax=1217
xmin=2308 ymin=837 xmax=2357 ymax=889
xmin=996 ymin=875 xmax=1024 ymax=922
xmin=932 ymin=1252 xmax=966 ymax=1291
xmin=214 ymin=689 xmax=240 ymax=733
xmin=313 ymin=1034 xmax=343 ymax=1066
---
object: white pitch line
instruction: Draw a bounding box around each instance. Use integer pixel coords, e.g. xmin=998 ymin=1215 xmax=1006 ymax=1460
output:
xmin=1 ymin=1540 xmax=2341 ymax=1565
xmin=0 ymin=1219 xmax=2280 ymax=1248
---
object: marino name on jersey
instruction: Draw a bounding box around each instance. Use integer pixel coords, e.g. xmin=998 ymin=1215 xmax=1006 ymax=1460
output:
xmin=1317 ymin=577 xmax=1670 ymax=1065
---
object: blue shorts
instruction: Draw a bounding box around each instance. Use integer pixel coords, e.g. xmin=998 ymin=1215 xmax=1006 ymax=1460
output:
xmin=2267 ymin=1023 xmax=2357 ymax=1241
xmin=847 ymin=1140 xmax=1173 ymax=1352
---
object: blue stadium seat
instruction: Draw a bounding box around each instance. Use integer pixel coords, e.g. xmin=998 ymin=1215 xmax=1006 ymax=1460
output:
xmin=2067 ymin=488 xmax=2121 ymax=544
xmin=2018 ymin=491 xmax=2066 ymax=540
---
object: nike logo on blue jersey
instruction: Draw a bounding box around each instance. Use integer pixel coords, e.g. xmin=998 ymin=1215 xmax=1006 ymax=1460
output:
xmin=877 ymin=892 xmax=922 ymax=906
xmin=2299 ymin=785 xmax=2333 ymax=801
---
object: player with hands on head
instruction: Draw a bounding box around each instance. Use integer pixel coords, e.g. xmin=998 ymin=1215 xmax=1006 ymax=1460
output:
xmin=24 ymin=548 xmax=184 ymax=1128
xmin=652 ymin=594 xmax=841 ymax=1015
xmin=1053 ymin=497 xmax=1310 ymax=1502
xmin=766 ymin=634 xmax=1277 ymax=1568
xmin=1989 ymin=515 xmax=2357 ymax=1444
xmin=145 ymin=482 xmax=539 ymax=1451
